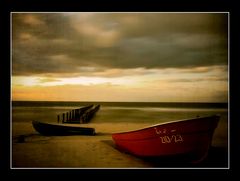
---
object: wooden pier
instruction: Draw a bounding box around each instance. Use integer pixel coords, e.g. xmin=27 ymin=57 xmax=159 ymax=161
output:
xmin=57 ymin=104 xmax=100 ymax=124
xmin=80 ymin=105 xmax=101 ymax=123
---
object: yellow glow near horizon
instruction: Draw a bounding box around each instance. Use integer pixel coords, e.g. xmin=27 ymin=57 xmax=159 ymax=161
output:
xmin=11 ymin=66 xmax=228 ymax=102
xmin=12 ymin=76 xmax=39 ymax=86
xmin=12 ymin=75 xmax=143 ymax=87
xmin=11 ymin=74 xmax=228 ymax=102
xmin=12 ymin=79 xmax=228 ymax=102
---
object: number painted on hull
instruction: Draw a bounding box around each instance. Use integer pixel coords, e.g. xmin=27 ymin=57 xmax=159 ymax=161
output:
xmin=159 ymin=135 xmax=183 ymax=143
xmin=154 ymin=127 xmax=183 ymax=143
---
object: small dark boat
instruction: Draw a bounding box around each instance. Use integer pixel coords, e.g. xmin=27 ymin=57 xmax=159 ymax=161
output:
xmin=112 ymin=115 xmax=220 ymax=163
xmin=32 ymin=120 xmax=95 ymax=136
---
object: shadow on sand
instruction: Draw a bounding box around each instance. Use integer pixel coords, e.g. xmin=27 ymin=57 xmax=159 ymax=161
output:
xmin=102 ymin=140 xmax=228 ymax=168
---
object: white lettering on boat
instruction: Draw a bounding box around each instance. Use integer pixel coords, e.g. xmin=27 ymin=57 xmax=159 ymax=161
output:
xmin=154 ymin=128 xmax=183 ymax=143
xmin=154 ymin=128 xmax=167 ymax=134
xmin=159 ymin=135 xmax=183 ymax=143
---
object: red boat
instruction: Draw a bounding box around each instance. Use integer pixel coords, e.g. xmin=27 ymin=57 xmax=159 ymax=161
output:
xmin=112 ymin=115 xmax=220 ymax=163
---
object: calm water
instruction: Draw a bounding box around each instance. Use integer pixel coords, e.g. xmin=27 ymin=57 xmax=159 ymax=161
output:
xmin=12 ymin=101 xmax=228 ymax=123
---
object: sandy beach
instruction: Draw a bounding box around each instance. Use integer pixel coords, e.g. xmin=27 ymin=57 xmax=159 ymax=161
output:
xmin=12 ymin=122 xmax=155 ymax=168
xmin=12 ymin=121 xmax=228 ymax=168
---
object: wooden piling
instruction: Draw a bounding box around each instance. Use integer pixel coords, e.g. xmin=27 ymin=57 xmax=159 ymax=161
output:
xmin=62 ymin=113 xmax=65 ymax=123
xmin=72 ymin=110 xmax=74 ymax=121
xmin=80 ymin=105 xmax=100 ymax=124
xmin=60 ymin=105 xmax=98 ymax=124
xmin=75 ymin=109 xmax=79 ymax=121
xmin=57 ymin=115 xmax=60 ymax=123
xmin=74 ymin=109 xmax=76 ymax=121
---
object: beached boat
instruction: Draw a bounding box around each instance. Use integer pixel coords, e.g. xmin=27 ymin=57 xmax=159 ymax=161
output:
xmin=32 ymin=120 xmax=95 ymax=136
xmin=112 ymin=115 xmax=220 ymax=163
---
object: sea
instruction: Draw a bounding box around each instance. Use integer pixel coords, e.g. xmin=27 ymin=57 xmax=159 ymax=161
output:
xmin=11 ymin=101 xmax=229 ymax=147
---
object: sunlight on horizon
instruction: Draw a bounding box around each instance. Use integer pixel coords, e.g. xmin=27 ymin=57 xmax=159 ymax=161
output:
xmin=12 ymin=66 xmax=228 ymax=102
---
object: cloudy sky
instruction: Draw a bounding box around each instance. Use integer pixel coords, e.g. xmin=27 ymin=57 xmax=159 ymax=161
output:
xmin=12 ymin=13 xmax=228 ymax=102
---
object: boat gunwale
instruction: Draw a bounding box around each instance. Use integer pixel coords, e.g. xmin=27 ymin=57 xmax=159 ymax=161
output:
xmin=32 ymin=120 xmax=95 ymax=129
xmin=32 ymin=120 xmax=96 ymax=135
xmin=111 ymin=114 xmax=220 ymax=135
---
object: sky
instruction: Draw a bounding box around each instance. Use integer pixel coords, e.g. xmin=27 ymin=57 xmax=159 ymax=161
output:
xmin=11 ymin=13 xmax=228 ymax=102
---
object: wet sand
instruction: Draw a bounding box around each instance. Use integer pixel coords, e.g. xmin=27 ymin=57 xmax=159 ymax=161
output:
xmin=11 ymin=122 xmax=228 ymax=168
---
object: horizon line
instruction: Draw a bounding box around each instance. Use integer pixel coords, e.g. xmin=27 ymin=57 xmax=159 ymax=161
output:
xmin=11 ymin=100 xmax=228 ymax=103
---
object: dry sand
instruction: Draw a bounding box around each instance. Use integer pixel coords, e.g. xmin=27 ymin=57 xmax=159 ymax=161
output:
xmin=12 ymin=122 xmax=228 ymax=168
xmin=12 ymin=122 xmax=154 ymax=168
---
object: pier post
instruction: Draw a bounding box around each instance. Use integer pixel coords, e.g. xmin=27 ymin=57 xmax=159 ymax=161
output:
xmin=75 ymin=109 xmax=79 ymax=121
xmin=74 ymin=109 xmax=76 ymax=121
xmin=57 ymin=115 xmax=60 ymax=123
xmin=66 ymin=112 xmax=69 ymax=122
xmin=72 ymin=110 xmax=74 ymax=121
xmin=62 ymin=113 xmax=65 ymax=123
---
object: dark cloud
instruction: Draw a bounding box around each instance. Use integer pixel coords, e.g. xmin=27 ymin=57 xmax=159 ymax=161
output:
xmin=168 ymin=77 xmax=228 ymax=83
xmin=12 ymin=13 xmax=228 ymax=76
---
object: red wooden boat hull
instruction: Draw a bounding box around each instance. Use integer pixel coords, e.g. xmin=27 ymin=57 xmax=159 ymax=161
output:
xmin=112 ymin=115 xmax=220 ymax=163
